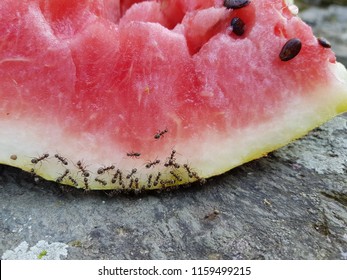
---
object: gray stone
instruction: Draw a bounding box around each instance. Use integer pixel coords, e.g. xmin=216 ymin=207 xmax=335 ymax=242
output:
xmin=297 ymin=0 xmax=347 ymax=6
xmin=300 ymin=5 xmax=347 ymax=66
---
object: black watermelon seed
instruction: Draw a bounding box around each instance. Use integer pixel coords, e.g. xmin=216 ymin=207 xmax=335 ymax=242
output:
xmin=279 ymin=38 xmax=302 ymax=61
xmin=317 ymin=37 xmax=331 ymax=48
xmin=224 ymin=0 xmax=251 ymax=9
xmin=231 ymin=17 xmax=245 ymax=36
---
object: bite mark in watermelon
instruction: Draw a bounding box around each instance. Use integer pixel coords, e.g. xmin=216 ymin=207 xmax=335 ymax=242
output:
xmin=0 ymin=0 xmax=347 ymax=191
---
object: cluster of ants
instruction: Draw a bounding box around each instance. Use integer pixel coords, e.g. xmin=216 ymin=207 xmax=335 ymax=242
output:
xmin=24 ymin=125 xmax=207 ymax=192
xmin=26 ymin=126 xmax=203 ymax=191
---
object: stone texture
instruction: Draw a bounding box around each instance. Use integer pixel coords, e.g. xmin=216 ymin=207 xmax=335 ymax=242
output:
xmin=300 ymin=5 xmax=347 ymax=67
xmin=298 ymin=0 xmax=347 ymax=7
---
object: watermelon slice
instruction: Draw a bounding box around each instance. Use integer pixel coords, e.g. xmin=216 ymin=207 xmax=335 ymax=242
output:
xmin=0 ymin=0 xmax=347 ymax=191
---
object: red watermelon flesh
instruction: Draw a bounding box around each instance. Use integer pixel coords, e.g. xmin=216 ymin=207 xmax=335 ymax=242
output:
xmin=0 ymin=0 xmax=347 ymax=190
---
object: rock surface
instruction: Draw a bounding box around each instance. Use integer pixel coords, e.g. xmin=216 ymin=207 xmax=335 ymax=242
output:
xmin=300 ymin=5 xmax=347 ymax=66
xmin=1 ymin=4 xmax=347 ymax=260
xmin=298 ymin=0 xmax=347 ymax=7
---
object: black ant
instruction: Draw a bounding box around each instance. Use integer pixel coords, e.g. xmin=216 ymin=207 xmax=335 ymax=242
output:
xmin=31 ymin=153 xmax=49 ymax=164
xmin=164 ymin=149 xmax=178 ymax=167
xmin=147 ymin=174 xmax=153 ymax=187
xmin=183 ymin=164 xmax=192 ymax=175
xmin=134 ymin=185 xmax=143 ymax=194
xmin=134 ymin=178 xmax=139 ymax=189
xmin=153 ymin=172 xmax=161 ymax=186
xmin=160 ymin=179 xmax=175 ymax=187
xmin=128 ymin=178 xmax=134 ymax=189
xmin=68 ymin=176 xmax=78 ymax=187
xmin=83 ymin=177 xmax=89 ymax=190
xmin=191 ymin=172 xmax=200 ymax=180
xmin=29 ymin=168 xmax=40 ymax=182
xmin=170 ymin=171 xmax=182 ymax=182
xmin=54 ymin=154 xmax=68 ymax=165
xmin=119 ymin=178 xmax=124 ymax=188
xmin=145 ymin=159 xmax=160 ymax=168
xmin=169 ymin=149 xmax=176 ymax=160
xmin=118 ymin=171 xmax=124 ymax=187
xmin=97 ymin=165 xmax=115 ymax=175
xmin=127 ymin=152 xmax=141 ymax=158
xmin=154 ymin=128 xmax=168 ymax=139
xmin=126 ymin=168 xmax=137 ymax=179
xmin=183 ymin=164 xmax=200 ymax=179
xmin=76 ymin=160 xmax=90 ymax=177
xmin=95 ymin=177 xmax=107 ymax=186
xmin=111 ymin=169 xmax=122 ymax=184
xmin=56 ymin=169 xmax=70 ymax=183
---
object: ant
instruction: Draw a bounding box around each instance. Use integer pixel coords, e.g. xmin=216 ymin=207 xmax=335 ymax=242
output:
xmin=127 ymin=177 xmax=140 ymax=190
xmin=147 ymin=174 xmax=153 ymax=187
xmin=31 ymin=153 xmax=49 ymax=164
xmin=56 ymin=169 xmax=70 ymax=183
xmin=170 ymin=171 xmax=182 ymax=182
xmin=127 ymin=152 xmax=141 ymax=158
xmin=126 ymin=168 xmax=137 ymax=179
xmin=183 ymin=164 xmax=200 ymax=179
xmin=76 ymin=160 xmax=90 ymax=177
xmin=153 ymin=172 xmax=161 ymax=186
xmin=111 ymin=169 xmax=122 ymax=184
xmin=68 ymin=176 xmax=78 ymax=187
xmin=97 ymin=165 xmax=115 ymax=175
xmin=128 ymin=178 xmax=134 ymax=189
xmin=119 ymin=178 xmax=124 ymax=188
xmin=164 ymin=149 xmax=179 ymax=167
xmin=134 ymin=178 xmax=139 ymax=189
xmin=154 ymin=128 xmax=168 ymax=139
xmin=145 ymin=159 xmax=160 ymax=169
xmin=160 ymin=179 xmax=175 ymax=187
xmin=29 ymin=168 xmax=40 ymax=183
xmin=95 ymin=177 xmax=107 ymax=186
xmin=54 ymin=154 xmax=68 ymax=166
xmin=83 ymin=177 xmax=89 ymax=190
xmin=169 ymin=149 xmax=176 ymax=160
